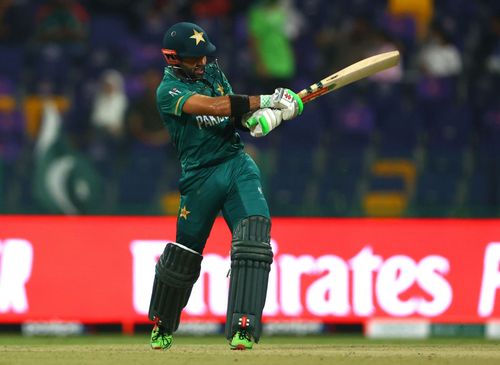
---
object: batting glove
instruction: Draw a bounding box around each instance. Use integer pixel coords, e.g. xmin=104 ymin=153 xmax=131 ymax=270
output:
xmin=260 ymin=88 xmax=304 ymax=120
xmin=244 ymin=108 xmax=283 ymax=137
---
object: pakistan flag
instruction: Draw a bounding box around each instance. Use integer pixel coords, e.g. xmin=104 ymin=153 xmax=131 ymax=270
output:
xmin=33 ymin=101 xmax=103 ymax=214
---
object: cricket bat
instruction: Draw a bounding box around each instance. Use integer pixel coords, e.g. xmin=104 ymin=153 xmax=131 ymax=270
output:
xmin=297 ymin=50 xmax=400 ymax=104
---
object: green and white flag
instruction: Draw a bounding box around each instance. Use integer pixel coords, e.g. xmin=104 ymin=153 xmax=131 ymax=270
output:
xmin=33 ymin=101 xmax=103 ymax=214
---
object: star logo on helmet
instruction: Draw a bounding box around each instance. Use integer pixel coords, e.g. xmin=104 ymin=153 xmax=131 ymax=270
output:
xmin=190 ymin=29 xmax=206 ymax=46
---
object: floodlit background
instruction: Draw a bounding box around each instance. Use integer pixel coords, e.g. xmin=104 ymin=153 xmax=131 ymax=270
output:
xmin=1 ymin=0 xmax=499 ymax=218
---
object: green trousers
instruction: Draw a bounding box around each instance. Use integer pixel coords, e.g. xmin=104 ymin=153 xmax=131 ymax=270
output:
xmin=176 ymin=152 xmax=270 ymax=253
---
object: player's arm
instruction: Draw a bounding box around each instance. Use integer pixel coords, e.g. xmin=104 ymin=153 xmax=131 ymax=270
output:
xmin=182 ymin=88 xmax=303 ymax=120
xmin=182 ymin=94 xmax=261 ymax=116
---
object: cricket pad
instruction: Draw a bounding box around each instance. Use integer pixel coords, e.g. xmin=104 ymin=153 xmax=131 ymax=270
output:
xmin=225 ymin=216 xmax=273 ymax=342
xmin=148 ymin=243 xmax=203 ymax=334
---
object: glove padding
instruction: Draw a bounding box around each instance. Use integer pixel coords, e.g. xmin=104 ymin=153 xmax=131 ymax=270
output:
xmin=244 ymin=108 xmax=283 ymax=137
xmin=260 ymin=88 xmax=304 ymax=120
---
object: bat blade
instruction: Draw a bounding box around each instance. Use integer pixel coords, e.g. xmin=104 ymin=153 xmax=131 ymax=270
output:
xmin=297 ymin=50 xmax=400 ymax=104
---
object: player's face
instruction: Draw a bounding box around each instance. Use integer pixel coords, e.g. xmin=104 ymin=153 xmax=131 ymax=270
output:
xmin=181 ymin=56 xmax=207 ymax=78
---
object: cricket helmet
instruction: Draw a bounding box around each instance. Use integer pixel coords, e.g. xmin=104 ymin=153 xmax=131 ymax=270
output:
xmin=161 ymin=22 xmax=216 ymax=65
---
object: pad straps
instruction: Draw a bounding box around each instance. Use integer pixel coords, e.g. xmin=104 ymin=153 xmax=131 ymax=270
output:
xmin=225 ymin=216 xmax=273 ymax=342
xmin=148 ymin=243 xmax=203 ymax=334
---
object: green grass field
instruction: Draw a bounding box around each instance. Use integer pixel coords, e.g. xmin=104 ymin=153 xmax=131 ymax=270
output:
xmin=1 ymin=335 xmax=500 ymax=365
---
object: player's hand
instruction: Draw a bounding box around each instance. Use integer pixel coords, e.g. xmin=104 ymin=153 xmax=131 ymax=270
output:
xmin=260 ymin=88 xmax=303 ymax=120
xmin=244 ymin=108 xmax=283 ymax=137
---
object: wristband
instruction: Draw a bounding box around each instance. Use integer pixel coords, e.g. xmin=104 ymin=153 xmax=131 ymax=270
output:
xmin=260 ymin=95 xmax=272 ymax=108
xmin=229 ymin=94 xmax=250 ymax=117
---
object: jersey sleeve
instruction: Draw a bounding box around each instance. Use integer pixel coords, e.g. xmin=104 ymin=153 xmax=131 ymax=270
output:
xmin=157 ymin=82 xmax=196 ymax=117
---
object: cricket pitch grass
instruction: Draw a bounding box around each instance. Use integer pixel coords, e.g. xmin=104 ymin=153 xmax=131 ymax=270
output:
xmin=1 ymin=335 xmax=500 ymax=365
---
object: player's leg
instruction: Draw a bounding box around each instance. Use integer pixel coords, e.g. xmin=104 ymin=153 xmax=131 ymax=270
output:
xmin=222 ymin=153 xmax=272 ymax=350
xmin=149 ymin=171 xmax=224 ymax=350
xmin=149 ymin=242 xmax=202 ymax=350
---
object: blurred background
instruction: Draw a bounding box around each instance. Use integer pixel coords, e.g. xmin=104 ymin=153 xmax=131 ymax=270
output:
xmin=0 ymin=0 xmax=499 ymax=218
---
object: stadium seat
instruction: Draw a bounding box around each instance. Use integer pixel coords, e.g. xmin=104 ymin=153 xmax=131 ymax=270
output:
xmin=268 ymin=147 xmax=316 ymax=215
xmin=0 ymin=158 xmax=3 ymax=212
xmin=461 ymin=172 xmax=497 ymax=217
xmin=89 ymin=15 xmax=131 ymax=50
xmin=426 ymin=102 xmax=472 ymax=146
xmin=117 ymin=143 xmax=168 ymax=214
xmin=411 ymin=172 xmax=461 ymax=217
xmin=317 ymin=171 xmax=361 ymax=216
xmin=376 ymin=98 xmax=423 ymax=159
xmin=363 ymin=191 xmax=407 ymax=217
xmin=0 ymin=46 xmax=24 ymax=83
xmin=425 ymin=146 xmax=466 ymax=176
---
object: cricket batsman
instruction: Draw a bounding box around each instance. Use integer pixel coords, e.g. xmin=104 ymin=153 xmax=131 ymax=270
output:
xmin=148 ymin=22 xmax=303 ymax=351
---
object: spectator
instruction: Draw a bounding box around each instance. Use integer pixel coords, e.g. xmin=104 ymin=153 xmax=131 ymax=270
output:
xmin=368 ymin=29 xmax=403 ymax=83
xmin=127 ymin=68 xmax=169 ymax=147
xmin=88 ymin=69 xmax=128 ymax=178
xmin=191 ymin=0 xmax=231 ymax=18
xmin=484 ymin=14 xmax=500 ymax=75
xmin=90 ymin=69 xmax=128 ymax=141
xmin=34 ymin=0 xmax=88 ymax=45
xmin=247 ymin=0 xmax=297 ymax=92
xmin=418 ymin=24 xmax=462 ymax=77
xmin=316 ymin=15 xmax=377 ymax=75
xmin=0 ymin=0 xmax=32 ymax=44
xmin=119 ymin=68 xmax=170 ymax=212
xmin=25 ymin=0 xmax=90 ymax=92
xmin=32 ymin=0 xmax=89 ymax=69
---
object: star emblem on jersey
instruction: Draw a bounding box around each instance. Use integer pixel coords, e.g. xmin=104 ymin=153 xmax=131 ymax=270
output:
xmin=179 ymin=206 xmax=191 ymax=219
xmin=216 ymin=83 xmax=225 ymax=95
xmin=190 ymin=29 xmax=205 ymax=46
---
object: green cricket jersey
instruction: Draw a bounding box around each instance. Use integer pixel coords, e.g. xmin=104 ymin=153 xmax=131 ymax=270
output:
xmin=156 ymin=63 xmax=244 ymax=173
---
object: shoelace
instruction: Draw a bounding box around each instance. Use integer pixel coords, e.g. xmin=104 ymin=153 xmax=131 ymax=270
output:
xmin=152 ymin=326 xmax=167 ymax=342
xmin=238 ymin=331 xmax=251 ymax=341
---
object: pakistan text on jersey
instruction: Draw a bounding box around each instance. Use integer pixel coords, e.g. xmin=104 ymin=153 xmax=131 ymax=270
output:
xmin=196 ymin=115 xmax=229 ymax=129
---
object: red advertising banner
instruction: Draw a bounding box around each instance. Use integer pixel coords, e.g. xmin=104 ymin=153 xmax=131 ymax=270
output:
xmin=1 ymin=216 xmax=500 ymax=324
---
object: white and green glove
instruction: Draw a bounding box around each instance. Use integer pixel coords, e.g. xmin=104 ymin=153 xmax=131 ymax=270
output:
xmin=260 ymin=88 xmax=304 ymax=120
xmin=244 ymin=108 xmax=283 ymax=137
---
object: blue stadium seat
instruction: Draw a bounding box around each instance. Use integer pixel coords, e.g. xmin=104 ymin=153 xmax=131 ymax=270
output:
xmin=416 ymin=77 xmax=458 ymax=119
xmin=324 ymin=136 xmax=369 ymax=178
xmin=314 ymin=135 xmax=368 ymax=216
xmin=368 ymin=175 xmax=406 ymax=191
xmin=376 ymin=97 xmax=423 ymax=158
xmin=425 ymin=146 xmax=466 ymax=176
xmin=462 ymin=172 xmax=497 ymax=217
xmin=333 ymin=98 xmax=376 ymax=139
xmin=89 ymin=15 xmax=131 ymax=50
xmin=117 ymin=143 xmax=168 ymax=213
xmin=281 ymin=101 xmax=325 ymax=148
xmin=268 ymin=146 xmax=317 ymax=215
xmin=412 ymin=172 xmax=460 ymax=217
xmin=268 ymin=176 xmax=310 ymax=216
xmin=0 ymin=158 xmax=3 ymax=213
xmin=30 ymin=52 xmax=72 ymax=93
xmin=422 ymin=102 xmax=472 ymax=176
xmin=317 ymin=171 xmax=361 ymax=216
xmin=0 ymin=46 xmax=24 ymax=83
xmin=426 ymin=102 xmax=472 ymax=147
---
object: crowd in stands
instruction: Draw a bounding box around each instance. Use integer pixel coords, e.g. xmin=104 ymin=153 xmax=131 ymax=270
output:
xmin=0 ymin=0 xmax=499 ymax=217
